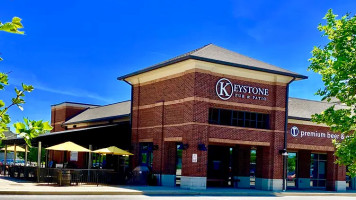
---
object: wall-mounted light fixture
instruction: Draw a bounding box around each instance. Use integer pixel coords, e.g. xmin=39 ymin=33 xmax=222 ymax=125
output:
xmin=279 ymin=149 xmax=288 ymax=156
xmin=198 ymin=144 xmax=207 ymax=151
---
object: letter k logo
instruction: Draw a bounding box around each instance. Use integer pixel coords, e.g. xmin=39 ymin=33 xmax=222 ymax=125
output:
xmin=216 ymin=78 xmax=233 ymax=100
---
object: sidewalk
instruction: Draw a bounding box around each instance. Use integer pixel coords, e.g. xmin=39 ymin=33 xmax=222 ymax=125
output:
xmin=0 ymin=177 xmax=355 ymax=196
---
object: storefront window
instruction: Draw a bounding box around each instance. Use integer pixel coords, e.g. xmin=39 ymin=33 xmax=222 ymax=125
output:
xmin=208 ymin=108 xmax=269 ymax=129
xmin=250 ymin=149 xmax=256 ymax=187
xmin=287 ymin=152 xmax=297 ymax=188
xmin=310 ymin=153 xmax=327 ymax=188
xmin=139 ymin=143 xmax=153 ymax=168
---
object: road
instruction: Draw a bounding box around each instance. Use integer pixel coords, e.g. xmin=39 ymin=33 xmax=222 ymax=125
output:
xmin=0 ymin=195 xmax=355 ymax=200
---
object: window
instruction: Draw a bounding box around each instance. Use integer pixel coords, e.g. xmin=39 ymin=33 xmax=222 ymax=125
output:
xmin=208 ymin=108 xmax=270 ymax=129
xmin=139 ymin=143 xmax=153 ymax=168
xmin=209 ymin=108 xmax=219 ymax=124
xmin=220 ymin=109 xmax=232 ymax=125
xmin=310 ymin=153 xmax=327 ymax=188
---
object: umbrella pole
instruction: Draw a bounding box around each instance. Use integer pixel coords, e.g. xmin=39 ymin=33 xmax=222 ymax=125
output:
xmin=14 ymin=144 xmax=17 ymax=166
xmin=25 ymin=145 xmax=28 ymax=166
xmin=4 ymin=145 xmax=7 ymax=176
xmin=37 ymin=141 xmax=41 ymax=183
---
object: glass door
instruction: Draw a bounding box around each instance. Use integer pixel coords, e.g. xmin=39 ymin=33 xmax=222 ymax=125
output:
xmin=310 ymin=153 xmax=327 ymax=188
xmin=287 ymin=152 xmax=297 ymax=188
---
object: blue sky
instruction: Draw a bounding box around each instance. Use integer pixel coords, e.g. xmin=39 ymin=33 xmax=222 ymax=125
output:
xmin=1 ymin=0 xmax=355 ymax=128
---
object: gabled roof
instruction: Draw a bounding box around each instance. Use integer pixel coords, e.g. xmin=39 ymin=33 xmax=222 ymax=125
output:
xmin=64 ymin=101 xmax=131 ymax=125
xmin=288 ymin=97 xmax=348 ymax=120
xmin=118 ymin=44 xmax=307 ymax=80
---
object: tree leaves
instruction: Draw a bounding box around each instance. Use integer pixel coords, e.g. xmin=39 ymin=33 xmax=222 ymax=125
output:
xmin=14 ymin=119 xmax=53 ymax=147
xmin=0 ymin=17 xmax=24 ymax=35
xmin=308 ymin=9 xmax=356 ymax=177
xmin=0 ymin=16 xmax=52 ymax=147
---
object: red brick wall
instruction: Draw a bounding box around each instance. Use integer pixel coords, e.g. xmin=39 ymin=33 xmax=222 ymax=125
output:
xmin=235 ymin=146 xmax=251 ymax=177
xmin=131 ymin=70 xmax=288 ymax=180
xmin=297 ymin=150 xmax=311 ymax=178
xmin=130 ymin=68 xmax=345 ymax=188
xmin=326 ymin=152 xmax=346 ymax=190
xmin=287 ymin=123 xmax=340 ymax=148
xmin=51 ymin=105 xmax=88 ymax=132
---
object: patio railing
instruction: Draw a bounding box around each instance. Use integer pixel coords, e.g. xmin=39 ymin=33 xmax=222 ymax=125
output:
xmin=1 ymin=165 xmax=121 ymax=186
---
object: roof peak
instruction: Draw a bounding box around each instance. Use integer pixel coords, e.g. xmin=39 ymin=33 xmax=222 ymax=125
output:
xmin=118 ymin=44 xmax=307 ymax=81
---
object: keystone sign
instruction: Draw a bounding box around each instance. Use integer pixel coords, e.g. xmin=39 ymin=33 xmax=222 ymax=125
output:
xmin=290 ymin=126 xmax=345 ymax=140
xmin=216 ymin=78 xmax=269 ymax=101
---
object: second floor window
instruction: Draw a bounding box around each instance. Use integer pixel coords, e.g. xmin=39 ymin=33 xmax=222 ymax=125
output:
xmin=209 ymin=108 xmax=270 ymax=129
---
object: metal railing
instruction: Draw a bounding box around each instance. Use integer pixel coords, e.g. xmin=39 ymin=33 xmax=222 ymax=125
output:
xmin=2 ymin=165 xmax=121 ymax=186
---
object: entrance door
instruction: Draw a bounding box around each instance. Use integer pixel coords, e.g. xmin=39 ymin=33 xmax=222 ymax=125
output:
xmin=207 ymin=145 xmax=230 ymax=187
xmin=310 ymin=153 xmax=327 ymax=188
xmin=139 ymin=143 xmax=153 ymax=168
xmin=250 ymin=149 xmax=256 ymax=188
xmin=287 ymin=152 xmax=297 ymax=188
xmin=176 ymin=143 xmax=182 ymax=186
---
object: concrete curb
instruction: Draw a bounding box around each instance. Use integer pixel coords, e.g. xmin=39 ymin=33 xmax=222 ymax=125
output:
xmin=0 ymin=191 xmax=144 ymax=195
xmin=0 ymin=190 xmax=355 ymax=196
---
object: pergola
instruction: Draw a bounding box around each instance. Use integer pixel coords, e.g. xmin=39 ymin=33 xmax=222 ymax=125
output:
xmin=2 ymin=122 xmax=131 ymax=169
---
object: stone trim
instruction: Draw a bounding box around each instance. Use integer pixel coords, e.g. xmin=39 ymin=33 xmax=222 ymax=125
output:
xmin=161 ymin=174 xmax=176 ymax=187
xmin=164 ymin=137 xmax=182 ymax=142
xmin=288 ymin=143 xmax=334 ymax=151
xmin=255 ymin=178 xmax=283 ymax=191
xmin=139 ymin=138 xmax=153 ymax=142
xmin=134 ymin=122 xmax=284 ymax=133
xmin=335 ymin=181 xmax=346 ymax=192
xmin=180 ymin=176 xmax=207 ymax=190
xmin=209 ymin=138 xmax=270 ymax=146
xmin=297 ymin=178 xmax=310 ymax=189
xmin=133 ymin=96 xmax=285 ymax=112
xmin=133 ymin=67 xmax=288 ymax=87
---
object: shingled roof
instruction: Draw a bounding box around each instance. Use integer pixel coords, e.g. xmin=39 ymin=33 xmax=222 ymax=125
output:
xmin=288 ymin=97 xmax=347 ymax=120
xmin=62 ymin=98 xmax=343 ymax=125
xmin=64 ymin=101 xmax=131 ymax=125
xmin=118 ymin=44 xmax=307 ymax=80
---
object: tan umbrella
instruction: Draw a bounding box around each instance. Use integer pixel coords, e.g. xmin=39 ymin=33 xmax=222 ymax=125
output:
xmin=46 ymin=141 xmax=91 ymax=152
xmin=1 ymin=146 xmax=26 ymax=152
xmin=93 ymin=146 xmax=133 ymax=156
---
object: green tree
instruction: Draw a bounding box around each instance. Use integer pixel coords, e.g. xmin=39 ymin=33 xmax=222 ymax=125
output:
xmin=308 ymin=9 xmax=356 ymax=177
xmin=17 ymin=147 xmax=46 ymax=162
xmin=0 ymin=17 xmax=52 ymax=146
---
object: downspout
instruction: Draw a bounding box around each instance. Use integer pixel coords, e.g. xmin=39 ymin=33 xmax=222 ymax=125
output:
xmin=160 ymin=100 xmax=165 ymax=186
xmin=283 ymin=76 xmax=296 ymax=191
xmin=123 ymin=80 xmax=134 ymax=131
xmin=124 ymin=80 xmax=134 ymax=169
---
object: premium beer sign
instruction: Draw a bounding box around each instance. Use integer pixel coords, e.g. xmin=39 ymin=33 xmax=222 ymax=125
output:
xmin=290 ymin=126 xmax=345 ymax=140
xmin=215 ymin=78 xmax=269 ymax=101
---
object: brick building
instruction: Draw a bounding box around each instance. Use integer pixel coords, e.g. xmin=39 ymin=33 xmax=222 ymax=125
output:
xmin=118 ymin=44 xmax=353 ymax=191
xmin=47 ymin=101 xmax=131 ymax=169
xmin=4 ymin=44 xmax=353 ymax=191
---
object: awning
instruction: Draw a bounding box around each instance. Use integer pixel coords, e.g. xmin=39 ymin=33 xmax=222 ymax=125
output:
xmin=1 ymin=146 xmax=26 ymax=152
xmin=2 ymin=123 xmax=131 ymax=151
xmin=46 ymin=141 xmax=91 ymax=152
xmin=93 ymin=146 xmax=133 ymax=156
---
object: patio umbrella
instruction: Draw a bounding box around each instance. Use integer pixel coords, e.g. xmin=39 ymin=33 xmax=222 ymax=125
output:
xmin=1 ymin=146 xmax=26 ymax=152
xmin=45 ymin=141 xmax=91 ymax=152
xmin=93 ymin=146 xmax=133 ymax=156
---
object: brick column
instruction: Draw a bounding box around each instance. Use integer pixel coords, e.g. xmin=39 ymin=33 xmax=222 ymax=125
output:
xmin=180 ymin=124 xmax=208 ymax=190
xmin=297 ymin=150 xmax=311 ymax=189
xmin=131 ymin=86 xmax=141 ymax=170
xmin=233 ymin=146 xmax=251 ymax=188
xmin=255 ymin=141 xmax=283 ymax=191
xmin=161 ymin=142 xmax=177 ymax=187
xmin=326 ymin=152 xmax=346 ymax=192
xmin=151 ymin=102 xmax=165 ymax=184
